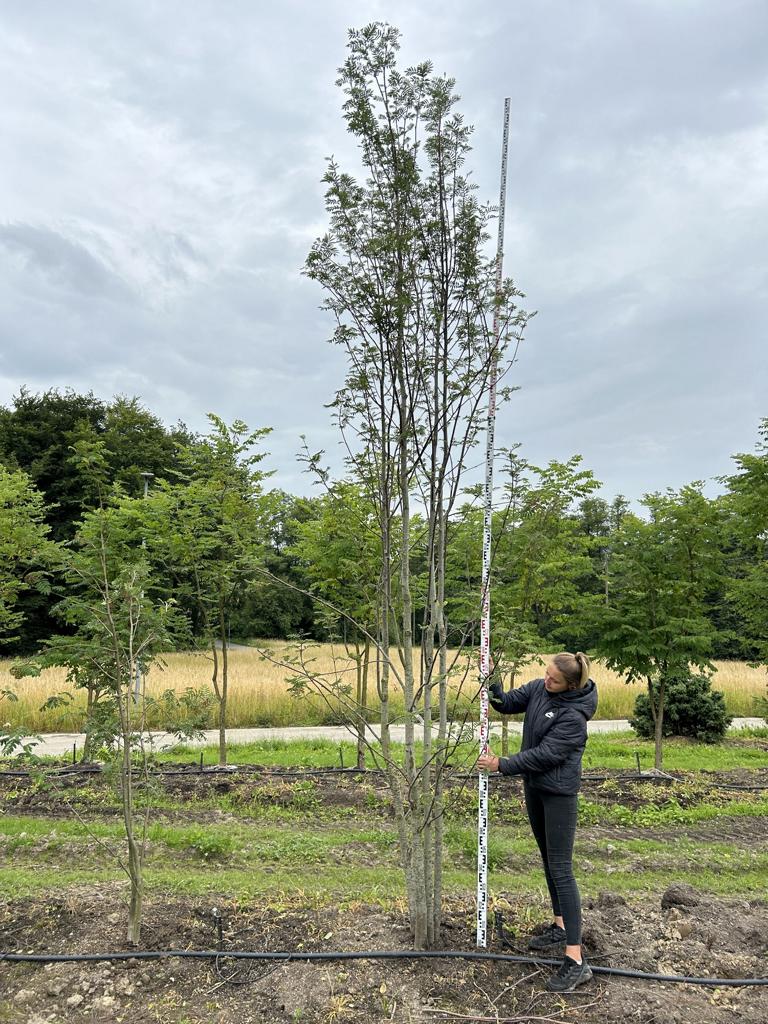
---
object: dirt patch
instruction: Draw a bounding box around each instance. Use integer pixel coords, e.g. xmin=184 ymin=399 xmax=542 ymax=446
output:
xmin=1 ymin=763 xmax=767 ymax=822
xmin=0 ymin=887 xmax=766 ymax=1023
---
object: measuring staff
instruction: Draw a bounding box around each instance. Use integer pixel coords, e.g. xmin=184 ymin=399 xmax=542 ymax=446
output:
xmin=477 ymin=651 xmax=598 ymax=993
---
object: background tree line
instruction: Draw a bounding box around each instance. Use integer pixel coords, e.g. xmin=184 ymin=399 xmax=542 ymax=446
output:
xmin=1 ymin=386 xmax=765 ymax=669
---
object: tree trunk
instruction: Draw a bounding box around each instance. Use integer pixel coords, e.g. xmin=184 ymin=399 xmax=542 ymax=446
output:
xmin=431 ymin=501 xmax=449 ymax=944
xmin=357 ymin=639 xmax=370 ymax=771
xmin=218 ymin=601 xmax=228 ymax=767
xmin=83 ymin=682 xmax=96 ymax=761
xmin=120 ymin=681 xmax=143 ymax=945
xmin=654 ymin=679 xmax=665 ymax=770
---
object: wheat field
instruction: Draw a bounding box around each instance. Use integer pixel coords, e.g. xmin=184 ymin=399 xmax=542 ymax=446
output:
xmin=0 ymin=642 xmax=765 ymax=733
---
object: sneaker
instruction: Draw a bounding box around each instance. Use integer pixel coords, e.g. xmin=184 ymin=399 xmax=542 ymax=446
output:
xmin=527 ymin=922 xmax=567 ymax=950
xmin=546 ymin=955 xmax=593 ymax=993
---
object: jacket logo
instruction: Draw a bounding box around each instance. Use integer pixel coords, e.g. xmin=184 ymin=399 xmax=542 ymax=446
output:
xmin=544 ymin=712 xmax=555 ymax=718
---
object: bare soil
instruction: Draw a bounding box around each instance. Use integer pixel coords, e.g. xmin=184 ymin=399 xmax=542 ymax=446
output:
xmin=1 ymin=764 xmax=767 ymax=1021
xmin=1 ymin=762 xmax=766 ymax=822
xmin=1 ymin=887 xmax=767 ymax=1023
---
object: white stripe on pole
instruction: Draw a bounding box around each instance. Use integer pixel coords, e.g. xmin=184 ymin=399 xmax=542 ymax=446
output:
xmin=477 ymin=97 xmax=511 ymax=949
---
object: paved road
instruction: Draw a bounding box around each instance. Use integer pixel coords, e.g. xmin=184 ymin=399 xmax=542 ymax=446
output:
xmin=20 ymin=718 xmax=767 ymax=758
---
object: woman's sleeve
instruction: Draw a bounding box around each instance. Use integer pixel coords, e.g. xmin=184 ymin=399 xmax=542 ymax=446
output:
xmin=493 ymin=679 xmax=536 ymax=714
xmin=497 ymin=714 xmax=586 ymax=776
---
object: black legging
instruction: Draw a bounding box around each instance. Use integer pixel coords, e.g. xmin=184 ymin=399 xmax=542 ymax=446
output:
xmin=524 ymin=782 xmax=582 ymax=945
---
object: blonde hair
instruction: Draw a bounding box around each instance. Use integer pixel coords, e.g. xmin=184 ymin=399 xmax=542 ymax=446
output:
xmin=552 ymin=651 xmax=591 ymax=690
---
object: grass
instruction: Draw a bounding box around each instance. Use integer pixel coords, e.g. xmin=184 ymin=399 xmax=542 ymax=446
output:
xmin=4 ymin=861 xmax=767 ymax=903
xmin=155 ymin=731 xmax=768 ymax=773
xmin=159 ymin=738 xmax=364 ymax=768
xmin=2 ymin=728 xmax=767 ymax=906
xmin=2 ymin=800 xmax=767 ymax=902
xmin=1 ymin=642 xmax=766 ymax=733
xmin=581 ymin=731 xmax=768 ymax=771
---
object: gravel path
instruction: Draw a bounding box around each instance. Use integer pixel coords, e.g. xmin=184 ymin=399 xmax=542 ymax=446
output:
xmin=20 ymin=718 xmax=766 ymax=758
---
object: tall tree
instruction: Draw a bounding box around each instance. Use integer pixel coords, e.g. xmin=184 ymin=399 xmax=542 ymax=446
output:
xmin=302 ymin=23 xmax=529 ymax=947
xmin=0 ymin=387 xmax=105 ymax=543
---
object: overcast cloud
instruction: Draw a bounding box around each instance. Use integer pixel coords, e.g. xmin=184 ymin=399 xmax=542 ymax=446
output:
xmin=1 ymin=0 xmax=766 ymax=501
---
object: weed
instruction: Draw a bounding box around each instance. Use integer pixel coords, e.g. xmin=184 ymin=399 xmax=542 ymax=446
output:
xmin=324 ymin=993 xmax=355 ymax=1021
xmin=290 ymin=779 xmax=320 ymax=811
xmin=445 ymin=824 xmax=508 ymax=870
xmin=145 ymin=824 xmax=236 ymax=861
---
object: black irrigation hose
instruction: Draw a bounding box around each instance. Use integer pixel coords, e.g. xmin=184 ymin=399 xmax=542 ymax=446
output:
xmin=3 ymin=763 xmax=767 ymax=784
xmin=1 ymin=948 xmax=767 ymax=987
xmin=0 ymin=765 xmax=380 ymax=779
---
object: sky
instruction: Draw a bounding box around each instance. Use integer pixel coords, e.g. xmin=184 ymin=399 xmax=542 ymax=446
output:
xmin=1 ymin=0 xmax=766 ymax=503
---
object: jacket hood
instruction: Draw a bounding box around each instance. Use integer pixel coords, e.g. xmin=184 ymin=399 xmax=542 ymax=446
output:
xmin=550 ymin=679 xmax=598 ymax=721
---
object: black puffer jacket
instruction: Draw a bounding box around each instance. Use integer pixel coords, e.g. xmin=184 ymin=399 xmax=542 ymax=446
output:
xmin=494 ymin=678 xmax=598 ymax=795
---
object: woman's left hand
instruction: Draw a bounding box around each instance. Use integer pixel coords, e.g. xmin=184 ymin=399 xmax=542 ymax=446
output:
xmin=477 ymin=753 xmax=500 ymax=773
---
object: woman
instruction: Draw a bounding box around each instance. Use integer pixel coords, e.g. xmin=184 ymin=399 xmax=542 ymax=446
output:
xmin=478 ymin=652 xmax=597 ymax=993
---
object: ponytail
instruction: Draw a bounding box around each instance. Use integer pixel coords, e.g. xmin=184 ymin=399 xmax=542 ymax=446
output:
xmin=553 ymin=651 xmax=591 ymax=690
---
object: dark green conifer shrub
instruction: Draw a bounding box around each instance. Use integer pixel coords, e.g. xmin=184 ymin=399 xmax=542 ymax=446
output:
xmin=631 ymin=672 xmax=732 ymax=743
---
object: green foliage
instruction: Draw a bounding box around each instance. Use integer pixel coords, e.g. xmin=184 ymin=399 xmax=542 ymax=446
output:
xmin=162 ymin=826 xmax=237 ymax=862
xmin=0 ymin=387 xmax=106 ymax=543
xmin=289 ymin=779 xmax=321 ymax=812
xmin=228 ymin=778 xmax=321 ymax=815
xmin=143 ymin=414 xmax=272 ymax=644
xmin=136 ymin=415 xmax=273 ymax=764
xmin=591 ymin=484 xmax=723 ymax=765
xmin=579 ymin=795 xmax=768 ymax=830
xmin=491 ymin=451 xmax=601 ymax=664
xmin=290 ymin=480 xmax=380 ymax=639
xmin=149 ymin=686 xmax=216 ymax=741
xmin=723 ymin=419 xmax=768 ymax=667
xmin=13 ymin=475 xmax=187 ymax=738
xmin=0 ymin=464 xmax=55 ymax=646
xmin=630 ymin=672 xmax=733 ymax=743
xmin=230 ymin=491 xmax=317 ymax=640
xmin=0 ymin=389 xmax=191 ymax=541
xmin=1 ymin=387 xmax=768 ymax=681
xmin=0 ymin=388 xmax=192 ymax=652
xmin=0 ymin=689 xmax=40 ymax=758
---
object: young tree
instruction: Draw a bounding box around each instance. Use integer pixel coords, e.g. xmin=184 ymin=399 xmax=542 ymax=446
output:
xmin=301 ymin=23 xmax=530 ymax=947
xmin=14 ymin=458 xmax=181 ymax=944
xmin=143 ymin=416 xmax=272 ymax=766
xmin=592 ymin=485 xmax=722 ymax=768
xmin=289 ymin=481 xmax=381 ymax=768
xmin=490 ymin=452 xmax=600 ymax=752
